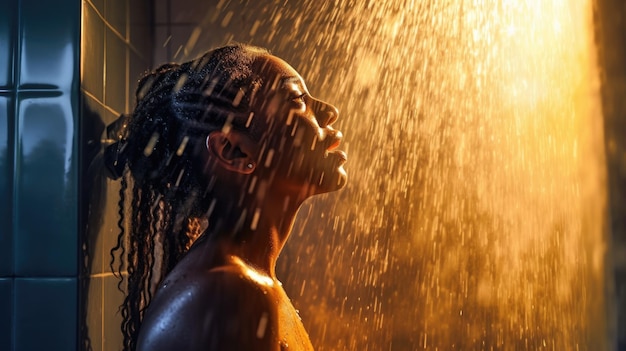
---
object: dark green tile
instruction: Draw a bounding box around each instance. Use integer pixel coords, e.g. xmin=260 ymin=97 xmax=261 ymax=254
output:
xmin=0 ymin=0 xmax=16 ymax=88
xmin=82 ymin=1 xmax=105 ymax=100
xmin=104 ymin=27 xmax=127 ymax=113
xmin=80 ymin=93 xmax=107 ymax=276
xmin=15 ymin=94 xmax=78 ymax=276
xmin=19 ymin=0 xmax=80 ymax=90
xmin=0 ymin=279 xmax=13 ymax=350
xmin=0 ymin=96 xmax=12 ymax=276
xmin=15 ymin=278 xmax=77 ymax=351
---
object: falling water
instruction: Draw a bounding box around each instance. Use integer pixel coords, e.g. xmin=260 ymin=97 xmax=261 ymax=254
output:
xmin=179 ymin=0 xmax=609 ymax=349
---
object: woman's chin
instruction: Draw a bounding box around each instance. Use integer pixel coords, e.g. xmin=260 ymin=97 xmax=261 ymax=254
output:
xmin=274 ymin=165 xmax=347 ymax=198
xmin=311 ymin=167 xmax=348 ymax=195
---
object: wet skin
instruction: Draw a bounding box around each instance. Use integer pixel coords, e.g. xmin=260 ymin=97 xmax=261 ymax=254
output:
xmin=136 ymin=54 xmax=346 ymax=351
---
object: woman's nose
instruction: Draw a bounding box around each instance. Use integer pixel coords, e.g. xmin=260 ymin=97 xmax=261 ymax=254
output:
xmin=310 ymin=98 xmax=339 ymax=127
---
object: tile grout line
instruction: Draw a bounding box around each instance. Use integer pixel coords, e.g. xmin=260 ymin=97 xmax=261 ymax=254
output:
xmin=125 ymin=0 xmax=130 ymax=113
xmin=101 ymin=265 xmax=104 ymax=351
xmin=126 ymin=37 xmax=130 ymax=113
xmin=11 ymin=0 xmax=22 ymax=347
xmin=91 ymin=272 xmax=117 ymax=278
xmin=82 ymin=87 xmax=121 ymax=118
xmin=102 ymin=1 xmax=107 ymax=114
xmin=167 ymin=0 xmax=172 ymax=61
xmin=89 ymin=0 xmax=145 ymax=61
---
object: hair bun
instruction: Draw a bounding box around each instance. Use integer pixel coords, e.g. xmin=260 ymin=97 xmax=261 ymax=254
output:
xmin=103 ymin=114 xmax=131 ymax=180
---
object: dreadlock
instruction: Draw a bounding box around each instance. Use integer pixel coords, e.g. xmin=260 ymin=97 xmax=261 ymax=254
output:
xmin=104 ymin=44 xmax=269 ymax=351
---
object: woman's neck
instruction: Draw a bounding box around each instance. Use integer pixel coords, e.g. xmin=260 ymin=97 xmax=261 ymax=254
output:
xmin=198 ymin=193 xmax=303 ymax=278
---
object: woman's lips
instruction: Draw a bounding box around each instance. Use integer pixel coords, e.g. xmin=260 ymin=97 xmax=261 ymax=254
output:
xmin=321 ymin=130 xmax=346 ymax=163
xmin=327 ymin=138 xmax=341 ymax=151
xmin=324 ymin=149 xmax=347 ymax=163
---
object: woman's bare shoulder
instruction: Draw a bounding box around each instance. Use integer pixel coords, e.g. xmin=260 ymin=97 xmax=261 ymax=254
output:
xmin=137 ymin=265 xmax=279 ymax=351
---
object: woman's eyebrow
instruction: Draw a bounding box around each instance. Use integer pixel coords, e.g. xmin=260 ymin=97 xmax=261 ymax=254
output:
xmin=280 ymin=76 xmax=308 ymax=92
xmin=280 ymin=76 xmax=300 ymax=85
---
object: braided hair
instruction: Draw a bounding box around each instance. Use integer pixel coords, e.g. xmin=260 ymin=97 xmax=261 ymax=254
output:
xmin=104 ymin=44 xmax=269 ymax=351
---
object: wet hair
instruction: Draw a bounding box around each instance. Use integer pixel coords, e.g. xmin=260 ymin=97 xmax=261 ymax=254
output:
xmin=104 ymin=44 xmax=269 ymax=351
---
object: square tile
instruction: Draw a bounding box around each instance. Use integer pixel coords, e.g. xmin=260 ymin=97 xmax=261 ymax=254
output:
xmin=129 ymin=0 xmax=153 ymax=62
xmin=103 ymin=274 xmax=125 ymax=351
xmin=104 ymin=27 xmax=127 ymax=114
xmin=14 ymin=278 xmax=77 ymax=351
xmin=0 ymin=96 xmax=12 ymax=276
xmin=0 ymin=0 xmax=16 ymax=88
xmin=105 ymin=0 xmax=128 ymax=40
xmin=88 ymin=0 xmax=104 ymax=16
xmin=154 ymin=0 xmax=170 ymax=25
xmin=82 ymin=1 xmax=105 ymax=100
xmin=19 ymin=0 xmax=79 ymax=90
xmin=170 ymin=0 xmax=212 ymax=24
xmin=15 ymin=93 xmax=78 ymax=276
xmin=82 ymin=276 xmax=103 ymax=351
xmin=0 ymin=279 xmax=13 ymax=350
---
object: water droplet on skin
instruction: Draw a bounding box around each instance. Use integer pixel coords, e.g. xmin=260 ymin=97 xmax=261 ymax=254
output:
xmin=232 ymin=89 xmax=245 ymax=107
xmin=250 ymin=208 xmax=261 ymax=230
xmin=245 ymin=112 xmax=255 ymax=128
xmin=264 ymin=149 xmax=275 ymax=167
xmin=256 ymin=312 xmax=269 ymax=338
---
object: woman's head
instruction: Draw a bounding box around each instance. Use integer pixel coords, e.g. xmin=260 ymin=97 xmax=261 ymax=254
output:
xmin=110 ymin=45 xmax=267 ymax=215
xmin=108 ymin=44 xmax=347 ymax=217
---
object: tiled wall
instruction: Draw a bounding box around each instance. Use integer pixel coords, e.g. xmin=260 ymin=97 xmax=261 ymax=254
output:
xmin=79 ymin=0 xmax=153 ymax=350
xmin=0 ymin=0 xmax=80 ymax=350
xmin=153 ymin=0 xmax=231 ymax=64
xmin=154 ymin=0 xmax=202 ymax=63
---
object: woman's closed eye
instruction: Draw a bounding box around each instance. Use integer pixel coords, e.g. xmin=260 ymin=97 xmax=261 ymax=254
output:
xmin=291 ymin=93 xmax=307 ymax=104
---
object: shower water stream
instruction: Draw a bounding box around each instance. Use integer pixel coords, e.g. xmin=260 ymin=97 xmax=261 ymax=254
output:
xmin=179 ymin=0 xmax=609 ymax=349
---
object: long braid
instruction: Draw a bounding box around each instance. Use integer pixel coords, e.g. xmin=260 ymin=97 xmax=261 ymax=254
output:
xmin=121 ymin=183 xmax=143 ymax=351
xmin=110 ymin=174 xmax=127 ymax=285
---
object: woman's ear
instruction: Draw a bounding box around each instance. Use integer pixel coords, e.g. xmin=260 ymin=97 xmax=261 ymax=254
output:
xmin=206 ymin=131 xmax=256 ymax=174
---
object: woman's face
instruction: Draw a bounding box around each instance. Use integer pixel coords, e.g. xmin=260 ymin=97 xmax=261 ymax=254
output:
xmin=249 ymin=55 xmax=347 ymax=195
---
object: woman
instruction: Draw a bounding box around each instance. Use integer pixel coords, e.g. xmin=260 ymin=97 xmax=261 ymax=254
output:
xmin=105 ymin=44 xmax=347 ymax=350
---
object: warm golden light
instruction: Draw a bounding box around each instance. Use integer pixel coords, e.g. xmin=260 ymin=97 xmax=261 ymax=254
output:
xmin=181 ymin=0 xmax=609 ymax=349
xmin=284 ymin=1 xmax=607 ymax=349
